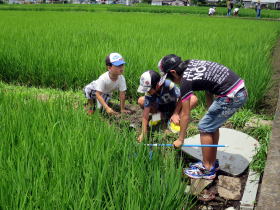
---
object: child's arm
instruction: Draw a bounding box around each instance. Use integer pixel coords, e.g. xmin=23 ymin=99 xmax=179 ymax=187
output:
xmin=119 ymin=91 xmax=131 ymax=114
xmin=171 ymin=99 xmax=182 ymax=124
xmin=95 ymin=91 xmax=118 ymax=115
xmin=170 ymin=84 xmax=182 ymax=124
xmin=173 ymin=99 xmax=191 ymax=148
xmin=205 ymin=91 xmax=214 ymax=108
xmin=138 ymin=107 xmax=150 ymax=143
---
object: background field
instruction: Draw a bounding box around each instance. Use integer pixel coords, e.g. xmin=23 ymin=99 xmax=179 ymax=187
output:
xmin=1 ymin=4 xmax=280 ymax=19
xmin=0 ymin=10 xmax=280 ymax=109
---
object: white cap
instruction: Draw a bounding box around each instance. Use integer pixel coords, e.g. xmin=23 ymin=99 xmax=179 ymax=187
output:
xmin=137 ymin=71 xmax=152 ymax=93
xmin=137 ymin=70 xmax=161 ymax=93
xmin=109 ymin=53 xmax=126 ymax=66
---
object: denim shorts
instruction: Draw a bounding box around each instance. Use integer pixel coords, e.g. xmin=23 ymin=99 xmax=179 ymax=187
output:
xmin=83 ymin=87 xmax=111 ymax=109
xmin=198 ymin=88 xmax=248 ymax=133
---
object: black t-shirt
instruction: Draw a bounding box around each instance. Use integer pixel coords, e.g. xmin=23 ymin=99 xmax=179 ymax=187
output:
xmin=180 ymin=60 xmax=241 ymax=101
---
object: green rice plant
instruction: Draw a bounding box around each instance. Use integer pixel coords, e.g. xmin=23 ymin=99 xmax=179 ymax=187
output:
xmin=1 ymin=4 xmax=280 ymax=19
xmin=247 ymin=125 xmax=271 ymax=174
xmin=107 ymin=5 xmax=280 ymax=18
xmin=0 ymin=10 xmax=279 ymax=110
xmin=0 ymin=90 xmax=195 ymax=209
xmin=228 ymin=108 xmax=254 ymax=128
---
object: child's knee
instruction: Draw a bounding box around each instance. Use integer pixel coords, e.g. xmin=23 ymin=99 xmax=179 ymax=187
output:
xmin=190 ymin=95 xmax=198 ymax=109
xmin=84 ymin=86 xmax=95 ymax=100
xmin=138 ymin=96 xmax=145 ymax=109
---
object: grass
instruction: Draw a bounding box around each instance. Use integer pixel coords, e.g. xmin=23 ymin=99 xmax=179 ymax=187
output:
xmin=0 ymin=7 xmax=277 ymax=207
xmin=247 ymin=125 xmax=271 ymax=174
xmin=0 ymin=84 xmax=195 ymax=209
xmin=0 ymin=10 xmax=279 ymax=110
xmin=1 ymin=81 xmax=272 ymax=176
xmin=0 ymin=4 xmax=280 ymax=19
xmin=108 ymin=4 xmax=280 ymax=19
xmin=0 ymin=78 xmax=273 ymax=209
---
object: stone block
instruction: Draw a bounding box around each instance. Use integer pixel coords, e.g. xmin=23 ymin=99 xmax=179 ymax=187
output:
xmin=217 ymin=175 xmax=241 ymax=200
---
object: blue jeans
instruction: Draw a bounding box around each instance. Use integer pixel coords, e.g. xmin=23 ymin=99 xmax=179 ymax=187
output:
xmin=227 ymin=8 xmax=232 ymax=16
xmin=198 ymin=88 xmax=248 ymax=133
xmin=256 ymin=9 xmax=261 ymax=18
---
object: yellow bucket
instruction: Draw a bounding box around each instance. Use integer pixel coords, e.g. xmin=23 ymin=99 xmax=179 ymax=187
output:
xmin=168 ymin=121 xmax=180 ymax=133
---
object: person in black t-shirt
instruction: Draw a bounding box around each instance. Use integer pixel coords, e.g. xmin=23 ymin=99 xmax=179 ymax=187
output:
xmin=158 ymin=54 xmax=248 ymax=179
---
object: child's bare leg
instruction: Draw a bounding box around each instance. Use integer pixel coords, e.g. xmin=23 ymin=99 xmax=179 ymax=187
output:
xmin=200 ymin=129 xmax=219 ymax=170
xmin=138 ymin=96 xmax=158 ymax=113
xmin=87 ymin=99 xmax=95 ymax=108
xmin=85 ymin=99 xmax=95 ymax=115
xmin=190 ymin=95 xmax=198 ymax=110
xmin=138 ymin=96 xmax=145 ymax=109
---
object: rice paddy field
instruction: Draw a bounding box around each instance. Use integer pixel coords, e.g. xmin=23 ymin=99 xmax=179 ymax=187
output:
xmin=0 ymin=6 xmax=280 ymax=209
xmin=0 ymin=85 xmax=194 ymax=209
xmin=1 ymin=4 xmax=280 ymax=19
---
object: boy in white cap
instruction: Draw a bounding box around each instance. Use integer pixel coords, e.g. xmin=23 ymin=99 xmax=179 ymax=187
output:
xmin=137 ymin=70 xmax=197 ymax=142
xmin=84 ymin=52 xmax=131 ymax=115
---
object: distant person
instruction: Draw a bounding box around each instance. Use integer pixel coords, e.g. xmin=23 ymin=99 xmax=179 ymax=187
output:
xmin=83 ymin=52 xmax=131 ymax=115
xmin=233 ymin=7 xmax=239 ymax=16
xmin=227 ymin=0 xmax=234 ymax=16
xmin=158 ymin=54 xmax=248 ymax=179
xmin=137 ymin=70 xmax=197 ymax=142
xmin=208 ymin=7 xmax=216 ymax=16
xmin=255 ymin=0 xmax=262 ymax=18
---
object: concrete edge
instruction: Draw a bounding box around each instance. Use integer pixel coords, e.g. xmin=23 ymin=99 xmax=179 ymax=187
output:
xmin=256 ymin=39 xmax=280 ymax=210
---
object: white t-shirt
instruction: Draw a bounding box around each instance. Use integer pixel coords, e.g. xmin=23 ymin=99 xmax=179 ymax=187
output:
xmin=209 ymin=8 xmax=215 ymax=15
xmin=86 ymin=71 xmax=127 ymax=95
xmin=234 ymin=8 xmax=239 ymax=13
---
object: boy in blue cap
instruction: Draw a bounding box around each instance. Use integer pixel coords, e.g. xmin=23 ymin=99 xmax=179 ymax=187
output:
xmin=84 ymin=52 xmax=131 ymax=115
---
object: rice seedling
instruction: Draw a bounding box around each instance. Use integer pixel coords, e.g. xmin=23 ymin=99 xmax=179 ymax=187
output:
xmin=0 ymin=4 xmax=277 ymax=209
xmin=0 ymin=10 xmax=279 ymax=110
xmin=0 ymin=4 xmax=280 ymax=19
xmin=0 ymin=90 xmax=196 ymax=209
xmin=107 ymin=4 xmax=280 ymax=19
xmin=247 ymin=125 xmax=271 ymax=174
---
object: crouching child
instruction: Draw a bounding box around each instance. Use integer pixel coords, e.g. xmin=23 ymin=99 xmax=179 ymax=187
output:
xmin=137 ymin=70 xmax=197 ymax=142
xmin=84 ymin=52 xmax=131 ymax=115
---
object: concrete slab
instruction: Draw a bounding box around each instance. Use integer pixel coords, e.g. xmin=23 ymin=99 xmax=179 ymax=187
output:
xmin=181 ymin=128 xmax=260 ymax=176
xmin=240 ymin=169 xmax=260 ymax=210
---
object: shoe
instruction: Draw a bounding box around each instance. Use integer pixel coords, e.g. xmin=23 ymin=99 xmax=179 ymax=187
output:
xmin=183 ymin=165 xmax=216 ymax=180
xmin=85 ymin=105 xmax=95 ymax=115
xmin=190 ymin=160 xmax=220 ymax=172
xmin=87 ymin=109 xmax=94 ymax=115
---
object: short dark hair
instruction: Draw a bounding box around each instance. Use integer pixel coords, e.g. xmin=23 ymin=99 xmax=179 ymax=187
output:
xmin=165 ymin=60 xmax=188 ymax=81
xmin=105 ymin=55 xmax=112 ymax=66
xmin=160 ymin=54 xmax=182 ymax=74
xmin=149 ymin=70 xmax=161 ymax=89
